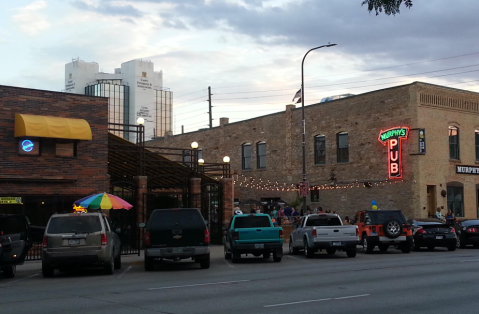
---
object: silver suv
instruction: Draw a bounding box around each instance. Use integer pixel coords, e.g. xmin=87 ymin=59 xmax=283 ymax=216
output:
xmin=42 ymin=212 xmax=121 ymax=277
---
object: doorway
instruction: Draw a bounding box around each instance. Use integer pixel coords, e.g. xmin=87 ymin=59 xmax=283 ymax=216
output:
xmin=427 ymin=185 xmax=437 ymax=217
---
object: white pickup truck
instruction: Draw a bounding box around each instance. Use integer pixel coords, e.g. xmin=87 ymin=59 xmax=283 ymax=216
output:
xmin=289 ymin=213 xmax=359 ymax=258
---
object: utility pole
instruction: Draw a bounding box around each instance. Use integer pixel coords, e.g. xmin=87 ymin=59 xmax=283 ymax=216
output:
xmin=208 ymin=86 xmax=212 ymax=128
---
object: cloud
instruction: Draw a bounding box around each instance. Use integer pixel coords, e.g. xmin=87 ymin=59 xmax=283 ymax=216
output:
xmin=71 ymin=0 xmax=145 ymax=18
xmin=12 ymin=1 xmax=51 ymax=36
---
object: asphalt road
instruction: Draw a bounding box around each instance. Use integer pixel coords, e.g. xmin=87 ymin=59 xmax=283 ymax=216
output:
xmin=2 ymin=245 xmax=479 ymax=314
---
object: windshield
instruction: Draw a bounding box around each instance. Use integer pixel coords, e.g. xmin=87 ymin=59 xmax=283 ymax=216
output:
xmin=461 ymin=220 xmax=479 ymax=226
xmin=234 ymin=216 xmax=271 ymax=228
xmin=47 ymin=216 xmax=102 ymax=234
xmin=306 ymin=217 xmax=341 ymax=226
xmin=148 ymin=210 xmax=205 ymax=229
xmin=367 ymin=211 xmax=405 ymax=224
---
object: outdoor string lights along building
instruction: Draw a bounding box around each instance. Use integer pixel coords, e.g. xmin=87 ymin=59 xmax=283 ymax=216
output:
xmin=148 ymin=82 xmax=479 ymax=220
xmin=65 ymin=58 xmax=172 ymax=141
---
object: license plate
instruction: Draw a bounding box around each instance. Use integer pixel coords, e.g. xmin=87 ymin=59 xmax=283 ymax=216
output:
xmin=435 ymin=236 xmax=443 ymax=239
xmin=68 ymin=239 xmax=80 ymax=245
xmin=370 ymin=232 xmax=378 ymax=236
xmin=172 ymin=247 xmax=183 ymax=253
xmin=332 ymin=241 xmax=341 ymax=246
xmin=254 ymin=244 xmax=264 ymax=249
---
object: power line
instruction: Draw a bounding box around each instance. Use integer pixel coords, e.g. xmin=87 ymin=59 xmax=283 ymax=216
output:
xmin=174 ymin=89 xmax=206 ymax=99
xmin=174 ymin=95 xmax=206 ymax=106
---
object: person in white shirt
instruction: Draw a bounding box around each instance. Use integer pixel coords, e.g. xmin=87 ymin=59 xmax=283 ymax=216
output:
xmin=435 ymin=207 xmax=445 ymax=221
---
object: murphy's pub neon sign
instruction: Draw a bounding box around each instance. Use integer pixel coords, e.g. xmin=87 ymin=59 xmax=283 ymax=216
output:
xmin=378 ymin=127 xmax=409 ymax=179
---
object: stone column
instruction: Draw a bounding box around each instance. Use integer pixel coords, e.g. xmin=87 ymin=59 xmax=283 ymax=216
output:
xmin=190 ymin=178 xmax=202 ymax=209
xmin=221 ymin=178 xmax=234 ymax=226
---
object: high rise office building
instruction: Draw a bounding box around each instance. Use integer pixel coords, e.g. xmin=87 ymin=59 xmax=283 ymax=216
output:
xmin=65 ymin=58 xmax=172 ymax=141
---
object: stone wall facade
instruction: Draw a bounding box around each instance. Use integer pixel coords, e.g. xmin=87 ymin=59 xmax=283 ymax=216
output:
xmin=148 ymin=82 xmax=479 ymax=220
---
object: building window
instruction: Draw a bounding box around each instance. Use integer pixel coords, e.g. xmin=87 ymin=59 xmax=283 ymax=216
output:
xmin=197 ymin=149 xmax=203 ymax=161
xmin=475 ymin=130 xmax=479 ymax=161
xmin=257 ymin=141 xmax=266 ymax=169
xmin=56 ymin=142 xmax=76 ymax=157
xmin=242 ymin=143 xmax=251 ymax=170
xmin=337 ymin=132 xmax=349 ymax=163
xmin=447 ymin=185 xmax=464 ymax=217
xmin=310 ymin=189 xmax=319 ymax=202
xmin=18 ymin=139 xmax=40 ymax=156
xmin=182 ymin=150 xmax=191 ymax=166
xmin=314 ymin=135 xmax=326 ymax=164
xmin=449 ymin=126 xmax=459 ymax=160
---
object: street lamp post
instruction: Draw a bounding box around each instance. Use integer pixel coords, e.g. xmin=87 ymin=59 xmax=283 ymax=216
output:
xmin=301 ymin=43 xmax=337 ymax=215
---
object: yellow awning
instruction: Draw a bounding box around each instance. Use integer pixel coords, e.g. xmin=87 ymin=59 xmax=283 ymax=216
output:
xmin=14 ymin=114 xmax=92 ymax=140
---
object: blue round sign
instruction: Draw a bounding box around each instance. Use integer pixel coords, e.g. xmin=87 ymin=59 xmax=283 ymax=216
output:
xmin=21 ymin=140 xmax=34 ymax=152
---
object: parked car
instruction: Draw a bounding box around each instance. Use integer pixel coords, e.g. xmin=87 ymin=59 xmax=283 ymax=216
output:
xmin=408 ymin=219 xmax=456 ymax=251
xmin=0 ymin=214 xmax=32 ymax=278
xmin=454 ymin=219 xmax=479 ymax=248
xmin=140 ymin=208 xmax=210 ymax=271
xmin=224 ymin=213 xmax=283 ymax=263
xmin=289 ymin=213 xmax=359 ymax=258
xmin=42 ymin=212 xmax=121 ymax=277
xmin=354 ymin=210 xmax=413 ymax=253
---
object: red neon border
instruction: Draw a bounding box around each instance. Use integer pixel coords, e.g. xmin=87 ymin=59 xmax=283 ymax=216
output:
xmin=378 ymin=126 xmax=409 ymax=179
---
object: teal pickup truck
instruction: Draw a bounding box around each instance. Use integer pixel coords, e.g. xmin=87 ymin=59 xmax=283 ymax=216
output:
xmin=223 ymin=214 xmax=283 ymax=263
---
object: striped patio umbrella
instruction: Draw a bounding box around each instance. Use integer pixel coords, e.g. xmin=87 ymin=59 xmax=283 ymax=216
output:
xmin=73 ymin=192 xmax=133 ymax=210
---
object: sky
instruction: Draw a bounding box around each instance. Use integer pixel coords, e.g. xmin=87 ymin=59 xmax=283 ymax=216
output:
xmin=1 ymin=0 xmax=479 ymax=134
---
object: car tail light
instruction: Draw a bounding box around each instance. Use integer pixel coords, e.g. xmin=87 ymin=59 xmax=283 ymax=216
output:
xmin=233 ymin=231 xmax=239 ymax=240
xmin=372 ymin=226 xmax=376 ymax=233
xmin=279 ymin=229 xmax=284 ymax=238
xmin=43 ymin=236 xmax=48 ymax=248
xmin=416 ymin=228 xmax=426 ymax=234
xmin=467 ymin=228 xmax=478 ymax=233
xmin=450 ymin=228 xmax=456 ymax=234
xmin=356 ymin=227 xmax=359 ymax=236
xmin=312 ymin=229 xmax=317 ymax=237
xmin=204 ymin=229 xmax=210 ymax=243
xmin=144 ymin=231 xmax=151 ymax=246
xmin=101 ymin=233 xmax=107 ymax=246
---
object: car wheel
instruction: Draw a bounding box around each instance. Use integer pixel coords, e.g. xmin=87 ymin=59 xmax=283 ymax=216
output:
xmin=326 ymin=248 xmax=336 ymax=255
xmin=199 ymin=254 xmax=210 ymax=269
xmin=145 ymin=256 xmax=154 ymax=271
xmin=289 ymin=238 xmax=299 ymax=255
xmin=114 ymin=253 xmax=122 ymax=270
xmin=42 ymin=263 xmax=54 ymax=278
xmin=400 ymin=244 xmax=411 ymax=253
xmin=263 ymin=252 xmax=271 ymax=259
xmin=2 ymin=266 xmax=16 ymax=278
xmin=104 ymin=255 xmax=114 ymax=275
xmin=346 ymin=248 xmax=357 ymax=258
xmin=273 ymin=250 xmax=282 ymax=262
xmin=383 ymin=219 xmax=402 ymax=239
xmin=378 ymin=244 xmax=389 ymax=252
xmin=304 ymin=239 xmax=314 ymax=258
xmin=231 ymin=250 xmax=241 ymax=263
xmin=447 ymin=245 xmax=456 ymax=251
xmin=224 ymin=246 xmax=231 ymax=259
xmin=363 ymin=236 xmax=374 ymax=254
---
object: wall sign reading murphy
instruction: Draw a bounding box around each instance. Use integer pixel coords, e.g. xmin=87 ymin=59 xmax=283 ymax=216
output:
xmin=456 ymin=165 xmax=479 ymax=175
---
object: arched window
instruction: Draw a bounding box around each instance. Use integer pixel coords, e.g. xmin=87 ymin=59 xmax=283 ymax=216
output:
xmin=449 ymin=126 xmax=459 ymax=160
xmin=242 ymin=143 xmax=251 ymax=170
xmin=337 ymin=132 xmax=349 ymax=163
xmin=256 ymin=141 xmax=266 ymax=169
xmin=314 ymin=135 xmax=326 ymax=165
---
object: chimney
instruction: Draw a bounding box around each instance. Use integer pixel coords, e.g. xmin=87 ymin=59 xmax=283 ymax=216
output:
xmin=219 ymin=117 xmax=229 ymax=126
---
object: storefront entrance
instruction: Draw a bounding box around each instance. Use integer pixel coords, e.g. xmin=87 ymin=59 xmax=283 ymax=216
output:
xmin=447 ymin=184 xmax=464 ymax=217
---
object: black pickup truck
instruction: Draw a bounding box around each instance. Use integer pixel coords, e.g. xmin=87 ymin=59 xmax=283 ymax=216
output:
xmin=0 ymin=214 xmax=32 ymax=278
xmin=140 ymin=208 xmax=210 ymax=271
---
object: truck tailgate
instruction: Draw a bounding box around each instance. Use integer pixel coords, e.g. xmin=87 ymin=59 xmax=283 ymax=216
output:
xmin=313 ymin=226 xmax=358 ymax=242
xmin=236 ymin=227 xmax=282 ymax=244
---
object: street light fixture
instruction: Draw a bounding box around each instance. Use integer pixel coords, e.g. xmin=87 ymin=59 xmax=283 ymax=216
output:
xmin=191 ymin=141 xmax=199 ymax=149
xmin=223 ymin=156 xmax=230 ymax=163
xmin=301 ymin=43 xmax=337 ymax=215
xmin=198 ymin=158 xmax=205 ymax=165
xmin=136 ymin=117 xmax=145 ymax=125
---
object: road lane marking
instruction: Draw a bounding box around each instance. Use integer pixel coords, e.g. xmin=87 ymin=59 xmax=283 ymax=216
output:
xmin=264 ymin=294 xmax=370 ymax=307
xmin=223 ymin=259 xmax=235 ymax=268
xmin=0 ymin=273 xmax=39 ymax=287
xmin=461 ymin=259 xmax=479 ymax=262
xmin=148 ymin=279 xmax=250 ymax=291
xmin=117 ymin=266 xmax=132 ymax=278
xmin=287 ymin=255 xmax=309 ymax=262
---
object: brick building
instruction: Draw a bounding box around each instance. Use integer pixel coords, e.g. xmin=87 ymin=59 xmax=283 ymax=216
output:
xmin=0 ymin=85 xmax=109 ymax=226
xmin=148 ymin=82 xmax=479 ymax=220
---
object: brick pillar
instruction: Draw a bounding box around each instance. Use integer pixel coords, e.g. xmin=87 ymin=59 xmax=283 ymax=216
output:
xmin=134 ymin=176 xmax=147 ymax=224
xmin=190 ymin=178 xmax=202 ymax=209
xmin=221 ymin=178 xmax=234 ymax=226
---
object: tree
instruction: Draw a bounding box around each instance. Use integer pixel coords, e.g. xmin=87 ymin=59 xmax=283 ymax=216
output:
xmin=362 ymin=0 xmax=413 ymax=15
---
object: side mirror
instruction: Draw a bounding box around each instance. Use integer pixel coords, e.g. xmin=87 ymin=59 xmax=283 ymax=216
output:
xmin=138 ymin=222 xmax=146 ymax=228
